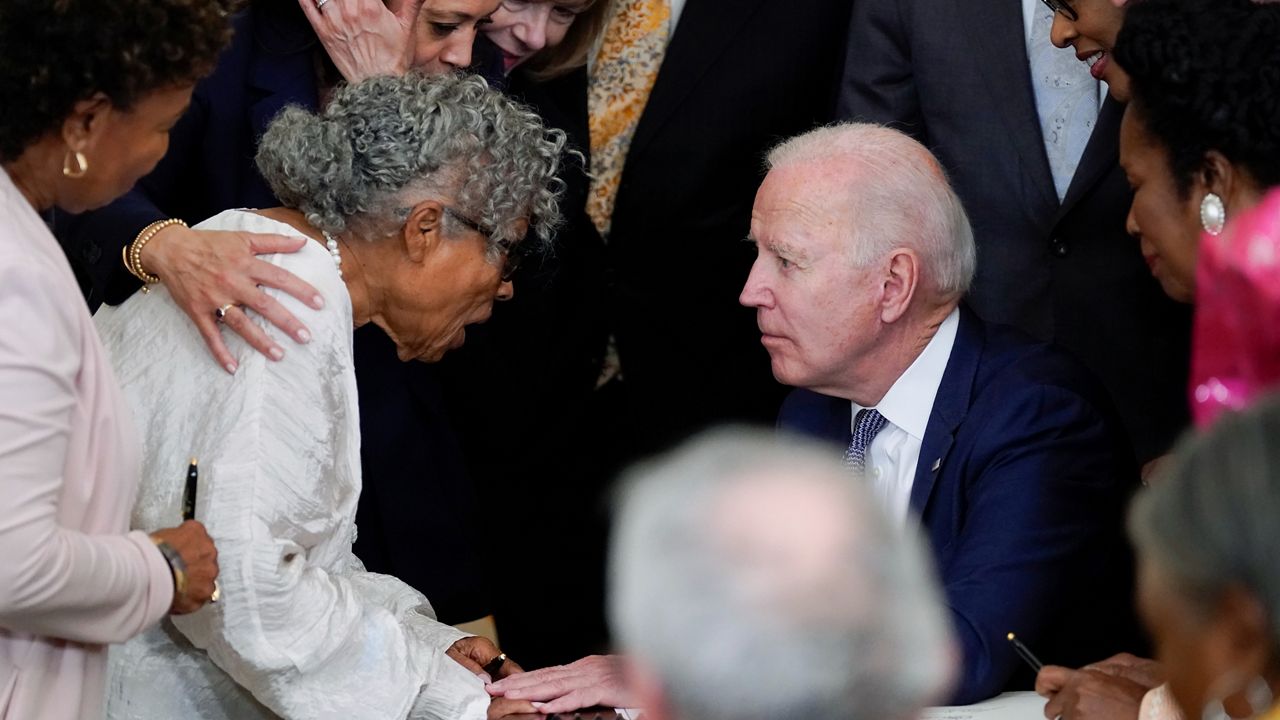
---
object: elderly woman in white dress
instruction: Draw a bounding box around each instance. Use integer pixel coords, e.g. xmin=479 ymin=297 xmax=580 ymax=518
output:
xmin=94 ymin=71 xmax=565 ymax=720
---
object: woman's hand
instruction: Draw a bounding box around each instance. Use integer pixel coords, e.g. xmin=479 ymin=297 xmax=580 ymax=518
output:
xmin=1036 ymin=655 xmax=1161 ymax=720
xmin=150 ymin=520 xmax=219 ymax=615
xmin=487 ymin=697 xmax=538 ymax=720
xmin=140 ymin=225 xmax=324 ymax=375
xmin=297 ymin=0 xmax=426 ymax=82
xmin=447 ymin=636 xmax=523 ymax=682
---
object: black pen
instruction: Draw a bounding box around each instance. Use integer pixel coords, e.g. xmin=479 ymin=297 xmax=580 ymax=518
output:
xmin=1007 ymin=632 xmax=1044 ymax=673
xmin=482 ymin=652 xmax=507 ymax=679
xmin=182 ymin=458 xmax=198 ymax=521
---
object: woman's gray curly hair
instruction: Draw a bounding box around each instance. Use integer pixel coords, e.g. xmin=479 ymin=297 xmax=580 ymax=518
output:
xmin=255 ymin=72 xmax=567 ymax=251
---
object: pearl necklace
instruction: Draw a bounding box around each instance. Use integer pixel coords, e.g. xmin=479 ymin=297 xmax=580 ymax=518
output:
xmin=322 ymin=230 xmax=343 ymax=277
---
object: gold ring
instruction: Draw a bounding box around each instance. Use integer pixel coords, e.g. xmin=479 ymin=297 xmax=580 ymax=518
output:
xmin=210 ymin=580 xmax=221 ymax=603
xmin=214 ymin=304 xmax=236 ymax=323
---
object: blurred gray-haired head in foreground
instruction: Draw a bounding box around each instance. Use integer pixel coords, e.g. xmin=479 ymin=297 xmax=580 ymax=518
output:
xmin=609 ymin=428 xmax=956 ymax=720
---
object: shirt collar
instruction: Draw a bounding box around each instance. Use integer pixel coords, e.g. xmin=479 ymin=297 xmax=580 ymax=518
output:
xmin=851 ymin=307 xmax=960 ymax=441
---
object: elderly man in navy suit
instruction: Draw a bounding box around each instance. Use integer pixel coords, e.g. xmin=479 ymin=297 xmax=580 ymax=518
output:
xmin=741 ymin=122 xmax=1141 ymax=704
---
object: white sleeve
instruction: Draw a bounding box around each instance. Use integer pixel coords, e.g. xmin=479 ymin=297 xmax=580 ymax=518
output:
xmin=157 ymin=256 xmax=487 ymax=720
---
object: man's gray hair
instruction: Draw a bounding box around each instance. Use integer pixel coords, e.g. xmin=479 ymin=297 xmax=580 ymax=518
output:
xmin=766 ymin=123 xmax=976 ymax=298
xmin=1130 ymin=394 xmax=1280 ymax=646
xmin=256 ymin=72 xmax=566 ymax=250
xmin=609 ymin=428 xmax=955 ymax=720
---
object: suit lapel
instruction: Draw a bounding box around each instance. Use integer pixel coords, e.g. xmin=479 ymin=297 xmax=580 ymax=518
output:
xmin=954 ymin=0 xmax=1057 ymax=211
xmin=624 ymin=0 xmax=769 ymax=163
xmin=247 ymin=3 xmax=321 ymax=141
xmin=1053 ymin=95 xmax=1124 ymax=225
xmin=909 ymin=306 xmax=984 ymax=516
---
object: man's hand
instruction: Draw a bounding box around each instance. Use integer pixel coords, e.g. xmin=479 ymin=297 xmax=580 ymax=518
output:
xmin=486 ymin=655 xmax=634 ymax=715
xmin=447 ymin=636 xmax=523 ymax=683
xmin=1036 ymin=662 xmax=1154 ymax=720
xmin=298 ymin=0 xmax=426 ymax=81
xmin=141 ymin=225 xmax=322 ymax=375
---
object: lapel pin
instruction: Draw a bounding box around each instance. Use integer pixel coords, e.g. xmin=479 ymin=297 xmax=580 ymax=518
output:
xmin=931 ymin=458 xmax=941 ymax=472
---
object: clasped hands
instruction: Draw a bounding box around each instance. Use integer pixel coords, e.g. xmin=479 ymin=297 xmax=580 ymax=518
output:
xmin=483 ymin=654 xmax=635 ymax=719
xmin=1035 ymin=653 xmax=1164 ymax=720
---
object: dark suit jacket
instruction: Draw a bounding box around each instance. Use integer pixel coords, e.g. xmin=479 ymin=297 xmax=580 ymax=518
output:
xmin=839 ymin=0 xmax=1191 ymax=463
xmin=508 ymin=0 xmax=853 ymax=452
xmin=428 ymin=0 xmax=851 ymax=665
xmin=780 ymin=306 xmax=1140 ymax=704
xmin=55 ymin=1 xmax=490 ymax=623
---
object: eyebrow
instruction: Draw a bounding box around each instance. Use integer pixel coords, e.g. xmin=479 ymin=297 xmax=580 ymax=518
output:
xmin=767 ymin=240 xmax=809 ymax=262
xmin=422 ymin=9 xmax=478 ymax=21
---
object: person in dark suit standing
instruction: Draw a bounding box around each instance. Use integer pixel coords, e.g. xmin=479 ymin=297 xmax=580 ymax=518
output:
xmin=839 ymin=0 xmax=1190 ymax=468
xmin=751 ymin=124 xmax=1139 ymax=704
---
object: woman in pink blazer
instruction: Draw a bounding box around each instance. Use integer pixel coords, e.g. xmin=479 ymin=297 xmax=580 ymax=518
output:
xmin=0 ymin=1 xmax=231 ymax=717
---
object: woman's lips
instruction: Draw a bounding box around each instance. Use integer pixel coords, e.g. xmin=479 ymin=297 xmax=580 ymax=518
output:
xmin=501 ymin=50 xmax=523 ymax=72
xmin=1087 ymin=51 xmax=1110 ymax=81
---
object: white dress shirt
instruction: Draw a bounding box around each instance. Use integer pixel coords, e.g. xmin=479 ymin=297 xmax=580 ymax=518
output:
xmin=95 ymin=210 xmax=487 ymax=720
xmin=851 ymin=308 xmax=959 ymax=526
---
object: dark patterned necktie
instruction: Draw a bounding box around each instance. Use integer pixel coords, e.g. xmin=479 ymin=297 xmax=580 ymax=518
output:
xmin=844 ymin=409 xmax=889 ymax=474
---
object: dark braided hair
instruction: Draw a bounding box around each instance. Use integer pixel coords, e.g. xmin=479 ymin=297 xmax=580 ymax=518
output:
xmin=0 ymin=0 xmax=237 ymax=162
xmin=1114 ymin=0 xmax=1280 ymax=198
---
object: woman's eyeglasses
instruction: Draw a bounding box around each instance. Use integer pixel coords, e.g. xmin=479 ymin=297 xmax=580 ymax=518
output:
xmin=443 ymin=206 xmax=527 ymax=282
xmin=1039 ymin=0 xmax=1079 ymax=21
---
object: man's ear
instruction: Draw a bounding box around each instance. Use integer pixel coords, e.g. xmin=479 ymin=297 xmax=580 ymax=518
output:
xmin=402 ymin=199 xmax=445 ymax=264
xmin=60 ymin=93 xmax=112 ymax=152
xmin=880 ymin=248 xmax=920 ymax=323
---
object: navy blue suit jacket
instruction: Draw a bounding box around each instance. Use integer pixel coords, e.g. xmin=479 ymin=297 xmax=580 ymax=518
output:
xmin=55 ymin=1 xmax=491 ymax=622
xmin=780 ymin=306 xmax=1140 ymax=704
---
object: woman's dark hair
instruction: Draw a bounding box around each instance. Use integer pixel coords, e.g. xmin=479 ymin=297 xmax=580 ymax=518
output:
xmin=0 ymin=0 xmax=236 ymax=162
xmin=1114 ymin=0 xmax=1280 ymax=197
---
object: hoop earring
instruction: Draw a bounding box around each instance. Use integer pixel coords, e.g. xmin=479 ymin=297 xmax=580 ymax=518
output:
xmin=62 ymin=150 xmax=89 ymax=178
xmin=1201 ymin=192 xmax=1226 ymax=236
xmin=1201 ymin=674 xmax=1274 ymax=720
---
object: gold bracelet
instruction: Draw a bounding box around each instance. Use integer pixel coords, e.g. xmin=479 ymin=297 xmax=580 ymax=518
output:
xmin=125 ymin=218 xmax=187 ymax=288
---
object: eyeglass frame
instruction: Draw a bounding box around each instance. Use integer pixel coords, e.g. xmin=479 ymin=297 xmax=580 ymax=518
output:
xmin=1039 ymin=0 xmax=1079 ymax=21
xmin=441 ymin=206 xmax=528 ymax=282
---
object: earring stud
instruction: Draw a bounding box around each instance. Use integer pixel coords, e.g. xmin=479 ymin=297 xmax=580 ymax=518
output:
xmin=1200 ymin=192 xmax=1226 ymax=236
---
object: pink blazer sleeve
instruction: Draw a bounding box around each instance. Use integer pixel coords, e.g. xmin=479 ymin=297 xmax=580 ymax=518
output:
xmin=0 ymin=256 xmax=173 ymax=644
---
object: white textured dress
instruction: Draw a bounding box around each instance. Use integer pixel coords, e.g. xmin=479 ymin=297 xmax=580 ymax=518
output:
xmin=95 ymin=210 xmax=489 ymax=720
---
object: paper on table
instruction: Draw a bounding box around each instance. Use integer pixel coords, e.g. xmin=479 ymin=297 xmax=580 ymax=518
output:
xmin=921 ymin=691 xmax=1044 ymax=720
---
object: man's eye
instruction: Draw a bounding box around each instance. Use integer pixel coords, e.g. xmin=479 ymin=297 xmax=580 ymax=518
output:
xmin=431 ymin=22 xmax=458 ymax=35
xmin=777 ymin=257 xmax=793 ymax=270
